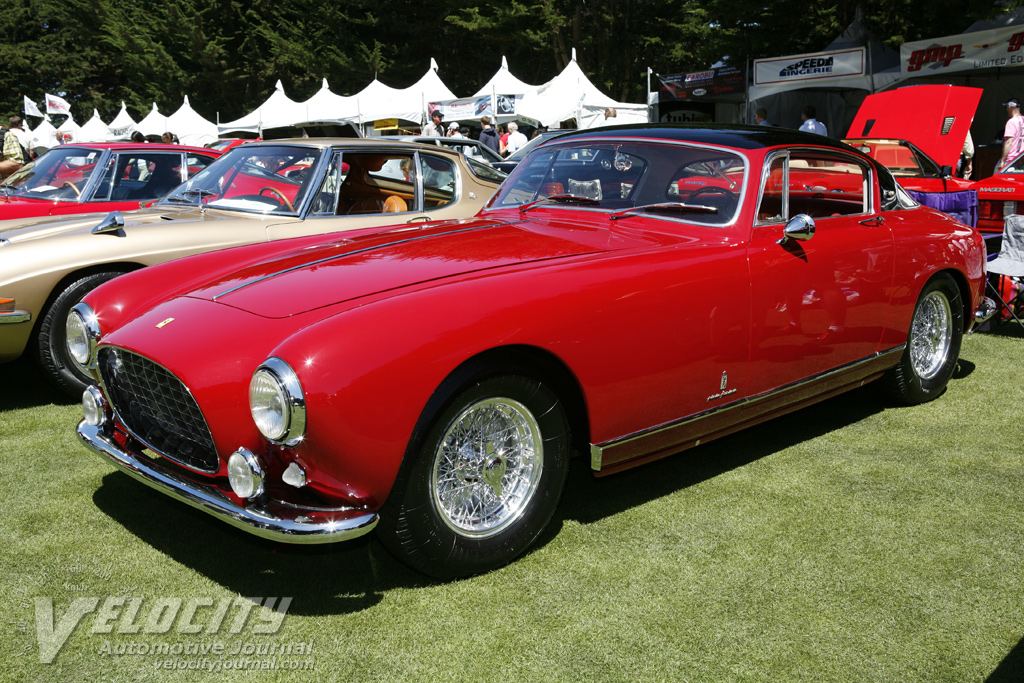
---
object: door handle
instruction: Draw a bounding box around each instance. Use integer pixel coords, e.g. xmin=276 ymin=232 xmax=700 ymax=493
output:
xmin=406 ymin=216 xmax=431 ymax=223
xmin=859 ymin=216 xmax=884 ymax=227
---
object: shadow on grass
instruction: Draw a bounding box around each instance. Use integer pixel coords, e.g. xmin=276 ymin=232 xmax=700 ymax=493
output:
xmin=91 ymin=384 xmax=887 ymax=615
xmin=0 ymin=355 xmax=77 ymax=411
xmin=987 ymin=634 xmax=1024 ymax=682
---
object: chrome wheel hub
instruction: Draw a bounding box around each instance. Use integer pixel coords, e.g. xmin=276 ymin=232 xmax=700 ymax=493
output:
xmin=910 ymin=290 xmax=952 ymax=380
xmin=432 ymin=398 xmax=543 ymax=538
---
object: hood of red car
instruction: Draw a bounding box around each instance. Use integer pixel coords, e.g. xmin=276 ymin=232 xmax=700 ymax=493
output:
xmin=845 ymin=85 xmax=981 ymax=169
xmin=0 ymin=194 xmax=75 ymax=219
xmin=184 ymin=218 xmax=607 ymax=318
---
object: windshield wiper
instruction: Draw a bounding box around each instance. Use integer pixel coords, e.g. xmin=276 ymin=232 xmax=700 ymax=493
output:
xmin=609 ymin=202 xmax=719 ymax=220
xmin=519 ymin=194 xmax=602 ymax=214
xmin=165 ymin=188 xmax=216 ymax=204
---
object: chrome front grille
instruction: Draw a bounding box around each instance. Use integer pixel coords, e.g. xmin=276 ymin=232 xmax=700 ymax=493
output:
xmin=97 ymin=347 xmax=219 ymax=472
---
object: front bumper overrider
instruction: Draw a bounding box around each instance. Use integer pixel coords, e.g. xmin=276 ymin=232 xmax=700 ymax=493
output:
xmin=77 ymin=420 xmax=379 ymax=544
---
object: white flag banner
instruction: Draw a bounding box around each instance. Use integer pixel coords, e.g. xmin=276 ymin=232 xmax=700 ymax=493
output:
xmin=23 ymin=96 xmax=43 ymax=118
xmin=901 ymin=24 xmax=1024 ymax=77
xmin=45 ymin=93 xmax=71 ymax=115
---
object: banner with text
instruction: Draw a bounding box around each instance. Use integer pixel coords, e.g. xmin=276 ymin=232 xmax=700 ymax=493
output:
xmin=658 ymin=64 xmax=747 ymax=102
xmin=901 ymin=25 xmax=1024 ymax=77
xmin=429 ymin=95 xmax=520 ymax=121
xmin=754 ymin=48 xmax=865 ymax=88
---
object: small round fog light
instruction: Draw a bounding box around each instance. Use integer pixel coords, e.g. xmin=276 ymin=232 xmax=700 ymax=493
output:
xmin=82 ymin=386 xmax=106 ymax=427
xmin=227 ymin=448 xmax=265 ymax=500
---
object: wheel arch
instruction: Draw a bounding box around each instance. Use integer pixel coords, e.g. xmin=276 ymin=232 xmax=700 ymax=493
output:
xmin=30 ymin=261 xmax=146 ymax=338
xmin=933 ymin=266 xmax=972 ymax=333
xmin=384 ymin=343 xmax=591 ymax=506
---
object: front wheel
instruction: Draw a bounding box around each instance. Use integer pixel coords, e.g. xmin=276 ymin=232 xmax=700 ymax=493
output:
xmin=35 ymin=271 xmax=124 ymax=396
xmin=883 ymin=273 xmax=963 ymax=405
xmin=377 ymin=374 xmax=570 ymax=579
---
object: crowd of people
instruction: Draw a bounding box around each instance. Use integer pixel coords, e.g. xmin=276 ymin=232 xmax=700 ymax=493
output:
xmin=423 ymin=111 xmax=532 ymax=157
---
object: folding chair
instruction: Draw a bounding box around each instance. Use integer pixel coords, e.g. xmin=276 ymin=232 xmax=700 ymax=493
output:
xmin=986 ymin=213 xmax=1024 ymax=327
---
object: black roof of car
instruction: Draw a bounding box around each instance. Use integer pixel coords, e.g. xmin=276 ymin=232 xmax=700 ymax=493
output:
xmin=555 ymin=124 xmax=860 ymax=153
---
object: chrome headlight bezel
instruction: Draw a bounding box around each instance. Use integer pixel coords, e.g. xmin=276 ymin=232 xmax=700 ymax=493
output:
xmin=66 ymin=302 xmax=102 ymax=369
xmin=249 ymin=357 xmax=306 ymax=447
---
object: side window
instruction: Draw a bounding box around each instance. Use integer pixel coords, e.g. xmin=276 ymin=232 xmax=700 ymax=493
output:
xmin=185 ymin=154 xmax=216 ymax=178
xmin=420 ymin=154 xmax=456 ymax=209
xmin=309 ymin=152 xmax=342 ymax=216
xmin=786 ymin=152 xmax=869 ymax=218
xmin=91 ymin=153 xmax=185 ymax=202
xmin=335 ymin=152 xmax=418 ymax=215
xmin=757 ymin=155 xmax=786 ymax=223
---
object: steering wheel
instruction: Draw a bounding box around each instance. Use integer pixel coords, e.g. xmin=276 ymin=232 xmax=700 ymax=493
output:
xmin=62 ymin=181 xmax=82 ymax=198
xmin=258 ymin=186 xmax=295 ymax=212
xmin=684 ymin=185 xmax=737 ymax=204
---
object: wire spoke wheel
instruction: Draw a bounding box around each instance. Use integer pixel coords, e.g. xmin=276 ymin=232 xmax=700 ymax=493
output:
xmin=909 ymin=289 xmax=953 ymax=380
xmin=432 ymin=398 xmax=543 ymax=538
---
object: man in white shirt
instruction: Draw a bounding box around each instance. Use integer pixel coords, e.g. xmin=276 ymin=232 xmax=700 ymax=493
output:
xmin=506 ymin=121 xmax=528 ymax=155
xmin=798 ymin=106 xmax=827 ymax=136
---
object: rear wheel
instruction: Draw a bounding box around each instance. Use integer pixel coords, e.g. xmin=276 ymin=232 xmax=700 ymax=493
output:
xmin=884 ymin=273 xmax=963 ymax=405
xmin=35 ymin=271 xmax=123 ymax=396
xmin=377 ymin=374 xmax=570 ymax=579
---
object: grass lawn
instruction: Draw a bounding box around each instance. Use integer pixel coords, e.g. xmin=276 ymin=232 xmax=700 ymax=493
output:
xmin=2 ymin=329 xmax=1023 ymax=682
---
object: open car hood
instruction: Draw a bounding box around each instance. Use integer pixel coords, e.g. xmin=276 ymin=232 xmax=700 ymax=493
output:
xmin=845 ymin=85 xmax=981 ymax=169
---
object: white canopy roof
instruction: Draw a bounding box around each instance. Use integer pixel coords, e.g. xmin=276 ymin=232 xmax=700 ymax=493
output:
xmin=137 ymin=103 xmax=169 ymax=138
xmin=472 ymin=56 xmax=539 ymax=97
xmin=76 ymin=109 xmax=112 ymax=142
xmin=218 ymin=80 xmax=308 ymax=134
xmin=107 ymin=101 xmax=138 ymax=140
xmin=517 ymin=51 xmax=648 ymax=128
xmin=357 ymin=60 xmax=458 ymax=123
xmin=300 ymin=78 xmax=361 ymax=123
xmin=166 ymin=96 xmax=218 ymax=146
xmin=57 ymin=115 xmax=81 ymax=143
xmin=29 ymin=116 xmax=60 ymax=150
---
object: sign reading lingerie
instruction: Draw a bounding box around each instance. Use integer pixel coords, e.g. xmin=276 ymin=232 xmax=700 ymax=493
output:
xmin=429 ymin=95 xmax=520 ymax=121
xmin=754 ymin=48 xmax=866 ymax=87
xmin=901 ymin=24 xmax=1024 ymax=77
xmin=658 ymin=64 xmax=747 ymax=102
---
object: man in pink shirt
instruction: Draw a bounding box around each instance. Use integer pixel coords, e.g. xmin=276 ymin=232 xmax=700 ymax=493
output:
xmin=999 ymin=98 xmax=1024 ymax=170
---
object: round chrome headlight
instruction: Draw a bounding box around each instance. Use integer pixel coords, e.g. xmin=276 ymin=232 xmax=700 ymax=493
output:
xmin=249 ymin=358 xmax=305 ymax=446
xmin=227 ymin=448 xmax=265 ymax=500
xmin=66 ymin=302 xmax=101 ymax=368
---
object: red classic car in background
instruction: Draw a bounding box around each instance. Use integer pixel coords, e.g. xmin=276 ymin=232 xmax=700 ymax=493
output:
xmin=72 ymin=125 xmax=989 ymax=578
xmin=0 ymin=143 xmax=220 ymax=220
xmin=844 ymin=85 xmax=980 ymax=227
xmin=974 ymin=153 xmax=1024 ymax=244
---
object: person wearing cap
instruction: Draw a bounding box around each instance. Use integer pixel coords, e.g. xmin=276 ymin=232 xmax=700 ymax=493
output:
xmin=446 ymin=121 xmax=464 ymax=139
xmin=1000 ymin=98 xmax=1024 ymax=170
xmin=505 ymin=121 xmax=528 ymax=155
xmin=424 ymin=111 xmax=445 ymax=137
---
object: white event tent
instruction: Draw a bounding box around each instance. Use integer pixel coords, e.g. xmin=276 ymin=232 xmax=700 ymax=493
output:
xmin=516 ymin=50 xmax=649 ymax=128
xmin=107 ymin=102 xmax=138 ymax=140
xmin=137 ymin=103 xmax=169 ymax=139
xmin=473 ymin=56 xmax=539 ymax=99
xmin=300 ymin=78 xmax=361 ymax=124
xmin=218 ymin=80 xmax=309 ymax=135
xmin=29 ymin=116 xmax=60 ymax=150
xmin=77 ymin=109 xmax=112 ymax=142
xmin=165 ymin=96 xmax=218 ymax=147
xmin=57 ymin=115 xmax=80 ymax=143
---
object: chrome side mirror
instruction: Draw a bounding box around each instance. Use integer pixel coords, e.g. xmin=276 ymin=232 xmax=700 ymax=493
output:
xmin=91 ymin=211 xmax=125 ymax=236
xmin=777 ymin=214 xmax=815 ymax=246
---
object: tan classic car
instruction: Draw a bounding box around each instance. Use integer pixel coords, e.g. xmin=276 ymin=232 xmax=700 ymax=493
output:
xmin=0 ymin=138 xmax=505 ymax=395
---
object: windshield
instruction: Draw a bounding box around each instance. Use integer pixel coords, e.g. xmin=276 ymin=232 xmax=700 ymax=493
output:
xmin=160 ymin=144 xmax=322 ymax=215
xmin=0 ymin=146 xmax=103 ymax=200
xmin=488 ymin=139 xmax=746 ymax=225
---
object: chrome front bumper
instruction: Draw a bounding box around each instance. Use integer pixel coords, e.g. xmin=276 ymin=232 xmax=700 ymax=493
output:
xmin=975 ymin=296 xmax=997 ymax=325
xmin=77 ymin=420 xmax=378 ymax=544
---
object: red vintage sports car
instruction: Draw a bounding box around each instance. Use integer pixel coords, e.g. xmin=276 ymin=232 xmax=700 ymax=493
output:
xmin=72 ymin=125 xmax=990 ymax=578
xmin=0 ymin=143 xmax=220 ymax=220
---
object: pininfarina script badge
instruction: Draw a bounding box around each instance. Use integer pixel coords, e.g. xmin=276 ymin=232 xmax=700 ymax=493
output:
xmin=707 ymin=371 xmax=737 ymax=402
xmin=155 ymin=318 xmax=175 ymax=329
